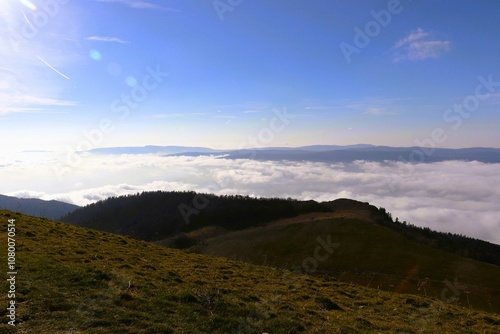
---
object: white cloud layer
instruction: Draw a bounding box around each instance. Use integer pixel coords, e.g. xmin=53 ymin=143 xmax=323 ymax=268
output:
xmin=2 ymin=153 xmax=499 ymax=244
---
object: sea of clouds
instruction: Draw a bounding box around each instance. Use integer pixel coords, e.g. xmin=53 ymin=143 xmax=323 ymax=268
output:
xmin=2 ymin=152 xmax=500 ymax=244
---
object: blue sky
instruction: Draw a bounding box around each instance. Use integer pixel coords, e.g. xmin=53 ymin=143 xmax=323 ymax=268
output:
xmin=1 ymin=0 xmax=500 ymax=152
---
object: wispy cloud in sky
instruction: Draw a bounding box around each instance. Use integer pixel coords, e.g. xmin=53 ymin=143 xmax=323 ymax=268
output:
xmin=146 ymin=112 xmax=218 ymax=119
xmin=2 ymin=1 xmax=499 ymax=151
xmin=0 ymin=0 xmax=79 ymax=117
xmin=394 ymin=28 xmax=429 ymax=49
xmin=346 ymin=97 xmax=414 ymax=116
xmin=0 ymin=67 xmax=76 ymax=116
xmin=85 ymin=36 xmax=130 ymax=44
xmin=94 ymin=0 xmax=180 ymax=12
xmin=392 ymin=28 xmax=451 ymax=62
xmin=0 ymin=91 xmax=76 ymax=115
xmin=363 ymin=108 xmax=393 ymax=116
xmin=243 ymin=110 xmax=266 ymax=114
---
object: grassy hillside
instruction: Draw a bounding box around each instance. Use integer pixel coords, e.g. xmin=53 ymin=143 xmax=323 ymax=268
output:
xmin=196 ymin=213 xmax=500 ymax=314
xmin=1 ymin=210 xmax=499 ymax=333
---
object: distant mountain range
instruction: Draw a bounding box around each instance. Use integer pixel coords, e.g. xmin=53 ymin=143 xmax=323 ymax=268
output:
xmin=85 ymin=145 xmax=500 ymax=163
xmin=87 ymin=145 xmax=221 ymax=155
xmin=0 ymin=194 xmax=79 ymax=220
xmin=86 ymin=144 xmax=375 ymax=155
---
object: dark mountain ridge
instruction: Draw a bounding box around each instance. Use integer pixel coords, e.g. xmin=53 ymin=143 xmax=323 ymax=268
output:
xmin=86 ymin=145 xmax=221 ymax=155
xmin=61 ymin=191 xmax=500 ymax=267
xmin=185 ymin=146 xmax=500 ymax=163
xmin=0 ymin=194 xmax=79 ymax=220
xmin=61 ymin=191 xmax=329 ymax=241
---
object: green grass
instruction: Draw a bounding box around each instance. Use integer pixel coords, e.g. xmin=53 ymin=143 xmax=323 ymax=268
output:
xmin=198 ymin=215 xmax=500 ymax=314
xmin=0 ymin=210 xmax=499 ymax=333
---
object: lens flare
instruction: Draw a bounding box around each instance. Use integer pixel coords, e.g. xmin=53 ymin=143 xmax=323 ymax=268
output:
xmin=19 ymin=0 xmax=37 ymax=11
xmin=89 ymin=50 xmax=102 ymax=61
xmin=125 ymin=76 xmax=137 ymax=87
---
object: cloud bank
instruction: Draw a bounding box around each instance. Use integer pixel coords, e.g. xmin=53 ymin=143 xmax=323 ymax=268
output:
xmin=3 ymin=153 xmax=500 ymax=244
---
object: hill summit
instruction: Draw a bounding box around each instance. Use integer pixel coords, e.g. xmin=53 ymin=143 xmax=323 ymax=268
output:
xmin=61 ymin=191 xmax=500 ymax=267
xmin=58 ymin=191 xmax=500 ymax=315
xmin=1 ymin=209 xmax=499 ymax=333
